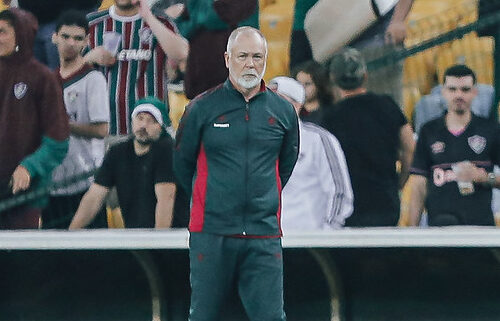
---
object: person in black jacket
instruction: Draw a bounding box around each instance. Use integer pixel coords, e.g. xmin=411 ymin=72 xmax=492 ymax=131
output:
xmin=174 ymin=26 xmax=299 ymax=321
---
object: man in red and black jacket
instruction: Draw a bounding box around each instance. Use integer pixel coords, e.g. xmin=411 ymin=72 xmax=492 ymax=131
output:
xmin=174 ymin=27 xmax=299 ymax=321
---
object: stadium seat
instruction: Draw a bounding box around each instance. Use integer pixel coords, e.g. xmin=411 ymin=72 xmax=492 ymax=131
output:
xmin=107 ymin=207 xmax=125 ymax=229
xmin=402 ymin=85 xmax=421 ymax=128
xmin=398 ymin=176 xmax=414 ymax=227
xmin=264 ymin=41 xmax=291 ymax=81
xmin=403 ymin=52 xmax=435 ymax=95
xmin=435 ymin=36 xmax=494 ymax=85
xmin=259 ymin=0 xmax=294 ymax=42
xmin=406 ymin=0 xmax=454 ymax=23
xmin=260 ymin=0 xmax=294 ymax=79
xmin=168 ymin=91 xmax=190 ymax=130
xmin=404 ymin=0 xmax=460 ymax=95
xmin=404 ymin=0 xmax=484 ymax=96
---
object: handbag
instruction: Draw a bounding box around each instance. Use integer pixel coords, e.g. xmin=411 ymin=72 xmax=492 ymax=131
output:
xmin=304 ymin=0 xmax=398 ymax=63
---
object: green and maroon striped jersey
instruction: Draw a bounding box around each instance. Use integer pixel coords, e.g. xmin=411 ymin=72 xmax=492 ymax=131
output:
xmin=87 ymin=6 xmax=176 ymax=135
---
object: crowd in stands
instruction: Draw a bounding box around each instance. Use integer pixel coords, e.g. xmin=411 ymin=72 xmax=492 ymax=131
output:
xmin=1 ymin=0 xmax=500 ymax=230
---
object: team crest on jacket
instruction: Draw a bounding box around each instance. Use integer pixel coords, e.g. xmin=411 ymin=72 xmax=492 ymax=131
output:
xmin=13 ymin=82 xmax=27 ymax=99
xmin=468 ymin=135 xmax=486 ymax=154
xmin=67 ymin=90 xmax=78 ymax=103
xmin=139 ymin=27 xmax=153 ymax=44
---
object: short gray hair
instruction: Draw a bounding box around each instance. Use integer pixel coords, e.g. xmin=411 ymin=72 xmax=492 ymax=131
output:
xmin=226 ymin=26 xmax=268 ymax=55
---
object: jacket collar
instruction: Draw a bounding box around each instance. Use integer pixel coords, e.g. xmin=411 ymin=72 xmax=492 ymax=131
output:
xmin=224 ymin=78 xmax=267 ymax=101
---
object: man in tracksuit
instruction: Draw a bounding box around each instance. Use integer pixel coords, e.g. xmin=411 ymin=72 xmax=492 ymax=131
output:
xmin=174 ymin=27 xmax=299 ymax=321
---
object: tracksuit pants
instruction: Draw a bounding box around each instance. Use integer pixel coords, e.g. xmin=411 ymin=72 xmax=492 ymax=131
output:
xmin=189 ymin=232 xmax=286 ymax=321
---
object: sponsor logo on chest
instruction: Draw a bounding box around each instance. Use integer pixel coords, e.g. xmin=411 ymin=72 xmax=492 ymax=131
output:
xmin=117 ymin=49 xmax=152 ymax=61
xmin=431 ymin=141 xmax=445 ymax=154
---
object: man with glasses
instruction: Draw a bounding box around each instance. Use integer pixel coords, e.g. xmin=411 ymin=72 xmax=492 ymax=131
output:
xmin=409 ymin=64 xmax=500 ymax=226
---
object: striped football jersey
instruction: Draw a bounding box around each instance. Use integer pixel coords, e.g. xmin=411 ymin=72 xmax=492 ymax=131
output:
xmin=87 ymin=6 xmax=176 ymax=135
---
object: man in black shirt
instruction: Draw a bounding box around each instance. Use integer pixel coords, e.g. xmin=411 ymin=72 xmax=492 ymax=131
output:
xmin=323 ymin=47 xmax=415 ymax=226
xmin=69 ymin=97 xmax=177 ymax=229
xmin=409 ymin=65 xmax=500 ymax=226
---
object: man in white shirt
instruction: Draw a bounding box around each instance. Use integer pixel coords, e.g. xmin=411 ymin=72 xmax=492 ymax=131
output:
xmin=269 ymin=76 xmax=353 ymax=231
xmin=43 ymin=10 xmax=110 ymax=228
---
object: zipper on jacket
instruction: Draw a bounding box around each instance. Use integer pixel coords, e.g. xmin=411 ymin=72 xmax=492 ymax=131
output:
xmin=243 ymin=102 xmax=250 ymax=234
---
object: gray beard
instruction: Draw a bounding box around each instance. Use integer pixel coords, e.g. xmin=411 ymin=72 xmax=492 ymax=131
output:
xmin=237 ymin=76 xmax=261 ymax=89
xmin=229 ymin=64 xmax=266 ymax=90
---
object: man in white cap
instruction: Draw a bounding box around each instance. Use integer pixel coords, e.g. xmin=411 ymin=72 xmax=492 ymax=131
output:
xmin=269 ymin=76 xmax=353 ymax=231
xmin=69 ymin=97 xmax=177 ymax=229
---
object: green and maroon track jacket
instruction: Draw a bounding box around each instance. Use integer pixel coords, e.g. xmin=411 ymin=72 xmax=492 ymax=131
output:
xmin=174 ymin=79 xmax=299 ymax=236
xmin=0 ymin=9 xmax=69 ymax=205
